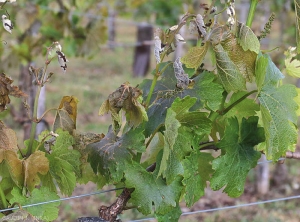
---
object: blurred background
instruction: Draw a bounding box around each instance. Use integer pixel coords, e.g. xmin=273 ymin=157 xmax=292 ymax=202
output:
xmin=0 ymin=0 xmax=300 ymax=221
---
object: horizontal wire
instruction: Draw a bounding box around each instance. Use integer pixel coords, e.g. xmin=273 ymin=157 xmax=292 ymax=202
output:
xmin=0 ymin=187 xmax=124 ymax=213
xmin=0 ymin=158 xmax=290 ymax=215
xmin=128 ymin=194 xmax=300 ymax=222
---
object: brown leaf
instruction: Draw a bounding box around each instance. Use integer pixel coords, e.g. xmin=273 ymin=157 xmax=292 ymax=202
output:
xmin=0 ymin=150 xmax=24 ymax=188
xmin=0 ymin=209 xmax=41 ymax=222
xmin=99 ymin=82 xmax=147 ymax=127
xmin=0 ymin=121 xmax=18 ymax=150
xmin=23 ymin=150 xmax=49 ymax=191
xmin=53 ymin=96 xmax=79 ymax=133
xmin=0 ymin=73 xmax=27 ymax=112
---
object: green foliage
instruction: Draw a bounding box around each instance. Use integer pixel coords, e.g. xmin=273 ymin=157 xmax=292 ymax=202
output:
xmin=210 ymin=117 xmax=263 ymax=197
xmin=1 ymin=1 xmax=300 ymax=221
xmin=46 ymin=129 xmax=81 ymax=196
xmin=10 ymin=187 xmax=60 ymax=221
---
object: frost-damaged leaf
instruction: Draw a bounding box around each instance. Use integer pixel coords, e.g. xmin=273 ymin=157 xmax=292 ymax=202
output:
xmin=24 ymin=151 xmax=49 ymax=191
xmin=0 ymin=209 xmax=40 ymax=222
xmin=259 ymin=85 xmax=298 ymax=160
xmin=236 ymin=22 xmax=260 ymax=54
xmin=10 ymin=187 xmax=60 ymax=221
xmin=88 ymin=126 xmax=145 ymax=183
xmin=0 ymin=150 xmax=23 ymax=188
xmin=0 ymin=73 xmax=27 ymax=112
xmin=284 ymin=46 xmax=300 ymax=77
xmin=214 ymin=44 xmax=246 ymax=92
xmin=99 ymin=82 xmax=147 ymax=127
xmin=125 ymin=162 xmax=182 ymax=215
xmin=53 ymin=96 xmax=79 ymax=133
xmin=46 ymin=129 xmax=81 ymax=196
xmin=182 ymin=151 xmax=214 ymax=207
xmin=139 ymin=65 xmax=222 ymax=137
xmin=180 ymin=43 xmax=208 ymax=69
xmin=0 ymin=121 xmax=18 ymax=150
xmin=221 ymin=33 xmax=257 ymax=82
xmin=210 ymin=117 xmax=263 ymax=197
xmin=294 ymin=0 xmax=300 ymax=54
xmin=173 ymin=57 xmax=190 ymax=89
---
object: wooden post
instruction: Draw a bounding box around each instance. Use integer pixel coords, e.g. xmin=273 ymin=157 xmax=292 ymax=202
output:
xmin=133 ymin=23 xmax=153 ymax=77
xmin=107 ymin=9 xmax=116 ymax=50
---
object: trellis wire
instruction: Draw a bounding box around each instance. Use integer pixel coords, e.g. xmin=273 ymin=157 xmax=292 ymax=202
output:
xmin=0 ymin=157 xmax=289 ymax=215
xmin=128 ymin=194 xmax=300 ymax=222
xmin=0 ymin=187 xmax=124 ymax=213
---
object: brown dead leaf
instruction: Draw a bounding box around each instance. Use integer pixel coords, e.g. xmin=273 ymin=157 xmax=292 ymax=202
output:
xmin=0 ymin=121 xmax=18 ymax=150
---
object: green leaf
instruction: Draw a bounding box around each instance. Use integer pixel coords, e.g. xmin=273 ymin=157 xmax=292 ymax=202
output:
xmin=259 ymin=85 xmax=298 ymax=160
xmin=124 ymin=162 xmax=182 ymax=215
xmin=155 ymin=204 xmax=181 ymax=222
xmin=236 ymin=23 xmax=260 ymax=54
xmin=255 ymin=53 xmax=284 ymax=91
xmin=10 ymin=187 xmax=60 ymax=221
xmin=180 ymin=43 xmax=208 ymax=69
xmin=294 ymin=0 xmax=300 ymax=54
xmin=88 ymin=126 xmax=145 ymax=183
xmin=46 ymin=129 xmax=81 ymax=196
xmin=182 ymin=151 xmax=214 ymax=207
xmin=170 ymin=96 xmax=212 ymax=137
xmin=140 ymin=67 xmax=221 ymax=137
xmin=284 ymin=47 xmax=300 ymax=77
xmin=210 ymin=117 xmax=263 ymax=197
xmin=221 ymin=33 xmax=257 ymax=82
xmin=157 ymin=109 xmax=180 ymax=178
xmin=224 ymin=91 xmax=260 ymax=120
xmin=214 ymin=44 xmax=246 ymax=92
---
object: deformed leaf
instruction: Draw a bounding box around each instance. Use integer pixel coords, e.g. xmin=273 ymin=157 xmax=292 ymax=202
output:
xmin=125 ymin=162 xmax=182 ymax=215
xmin=0 ymin=73 xmax=27 ymax=112
xmin=221 ymin=33 xmax=257 ymax=82
xmin=181 ymin=43 xmax=208 ymax=69
xmin=24 ymin=151 xmax=49 ymax=191
xmin=10 ymin=187 xmax=60 ymax=221
xmin=53 ymin=96 xmax=79 ymax=133
xmin=210 ymin=117 xmax=263 ymax=197
xmin=236 ymin=22 xmax=260 ymax=54
xmin=88 ymin=126 xmax=145 ymax=183
xmin=99 ymin=82 xmax=148 ymax=127
xmin=214 ymin=44 xmax=246 ymax=92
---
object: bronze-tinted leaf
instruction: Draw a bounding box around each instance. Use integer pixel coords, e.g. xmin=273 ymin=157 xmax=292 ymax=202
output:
xmin=24 ymin=150 xmax=49 ymax=191
xmin=181 ymin=43 xmax=208 ymax=69
xmin=221 ymin=33 xmax=257 ymax=82
xmin=53 ymin=96 xmax=79 ymax=133
xmin=0 ymin=121 xmax=18 ymax=150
